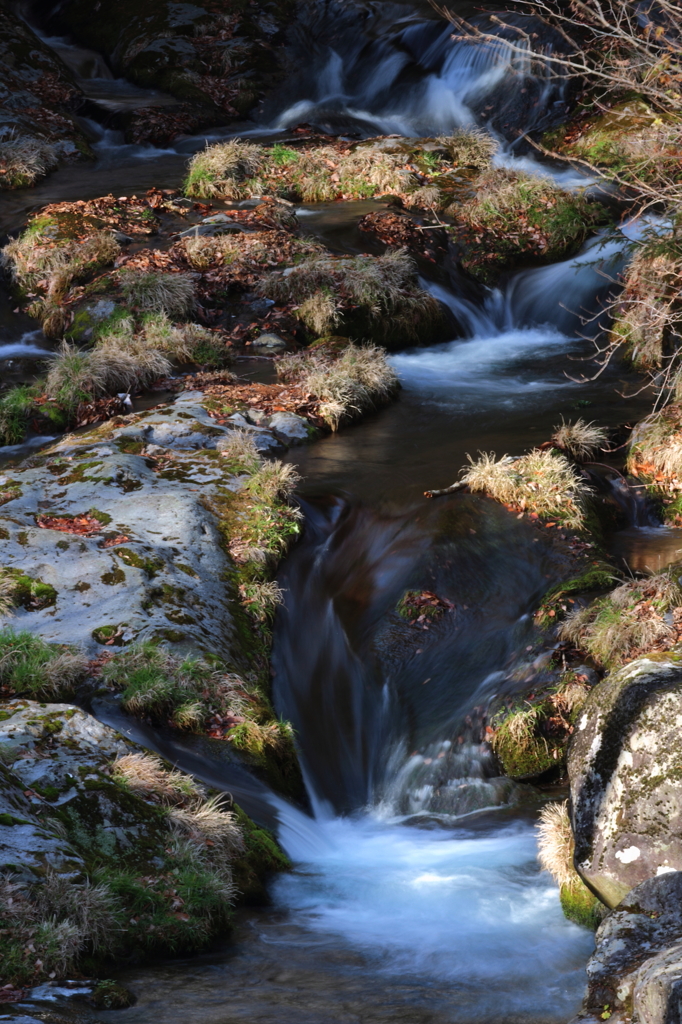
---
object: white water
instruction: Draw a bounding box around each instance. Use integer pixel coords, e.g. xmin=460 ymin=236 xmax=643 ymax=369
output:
xmin=269 ymin=810 xmax=593 ymax=1021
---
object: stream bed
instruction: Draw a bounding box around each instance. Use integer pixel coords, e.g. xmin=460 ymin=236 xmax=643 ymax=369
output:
xmin=3 ymin=4 xmax=681 ymax=1019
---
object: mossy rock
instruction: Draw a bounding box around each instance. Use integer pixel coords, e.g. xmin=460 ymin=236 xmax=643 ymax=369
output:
xmin=559 ymin=880 xmax=605 ymax=929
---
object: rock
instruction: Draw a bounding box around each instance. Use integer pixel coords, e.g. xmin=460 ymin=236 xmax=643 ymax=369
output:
xmin=568 ymin=654 xmax=682 ymax=909
xmin=268 ymin=411 xmax=311 ymax=444
xmin=0 ymin=4 xmax=91 ymax=190
xmin=572 ymin=873 xmax=682 ymax=1024
xmin=245 ymin=409 xmax=270 ymax=426
xmin=176 ymin=221 xmax=249 ymax=239
xmin=0 ymin=398 xmax=245 ymax=657
xmin=252 ymin=332 xmax=287 ymax=351
xmin=0 ymin=700 xmax=139 ymax=881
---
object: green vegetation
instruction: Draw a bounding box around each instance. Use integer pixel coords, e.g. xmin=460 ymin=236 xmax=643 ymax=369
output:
xmin=0 ymin=628 xmax=88 ymax=699
xmin=454 ymin=169 xmax=608 ymax=282
xmin=491 ymin=675 xmax=590 ymax=779
xmin=560 ymin=570 xmax=682 ymax=668
xmin=0 ymin=386 xmax=35 ymax=447
xmin=184 ymin=132 xmax=497 ymax=205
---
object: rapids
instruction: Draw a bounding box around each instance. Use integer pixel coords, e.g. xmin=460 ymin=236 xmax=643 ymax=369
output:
xmin=3 ymin=2 xmax=680 ymax=1019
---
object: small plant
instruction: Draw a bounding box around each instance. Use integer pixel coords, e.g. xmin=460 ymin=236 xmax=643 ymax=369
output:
xmin=560 ymin=571 xmax=682 ymax=668
xmin=185 ymin=139 xmax=264 ymax=198
xmin=245 ymin=461 xmax=300 ymax=503
xmin=437 ymin=128 xmax=499 ymax=168
xmin=551 ymin=418 xmax=608 ymax=461
xmin=119 ymin=269 xmax=195 ymax=318
xmin=45 ymin=338 xmax=171 ymax=410
xmin=239 ymin=580 xmax=284 ymax=621
xmin=0 ymin=386 xmax=36 ymax=447
xmin=143 ymin=314 xmax=231 ymax=368
xmin=0 ymin=572 xmax=18 ymax=618
xmin=0 ymin=629 xmax=88 ymax=699
xmin=169 ymin=794 xmax=244 ymax=857
xmin=461 ymin=448 xmax=591 ymax=529
xmin=216 ymin=430 xmax=263 ymax=473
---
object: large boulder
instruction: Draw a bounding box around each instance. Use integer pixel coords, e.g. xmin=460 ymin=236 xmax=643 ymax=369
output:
xmin=0 ymin=395 xmax=242 ymax=657
xmin=568 ymin=654 xmax=682 ymax=909
xmin=571 ymin=872 xmax=682 ymax=1024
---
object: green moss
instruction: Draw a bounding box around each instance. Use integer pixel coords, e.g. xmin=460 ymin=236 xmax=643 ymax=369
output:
xmin=535 ymin=563 xmax=615 ymax=627
xmin=101 ymin=566 xmax=126 ymax=586
xmin=0 ymin=813 xmax=30 ymax=826
xmin=115 ymin=547 xmax=164 ymax=577
xmin=91 ymin=980 xmax=134 ymax=1010
xmin=10 ymin=573 xmax=58 ymax=610
xmin=559 ymin=881 xmax=605 ymax=929
xmin=92 ymin=624 xmax=125 ymax=645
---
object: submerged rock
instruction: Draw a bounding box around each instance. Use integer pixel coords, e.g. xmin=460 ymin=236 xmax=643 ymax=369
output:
xmin=568 ymin=654 xmax=682 ymax=908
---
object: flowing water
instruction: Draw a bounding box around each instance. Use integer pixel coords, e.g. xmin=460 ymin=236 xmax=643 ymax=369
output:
xmin=4 ymin=2 xmax=682 ymax=1019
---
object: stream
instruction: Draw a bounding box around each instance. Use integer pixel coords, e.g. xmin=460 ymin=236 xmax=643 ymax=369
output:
xmin=3 ymin=2 xmax=682 ymax=1020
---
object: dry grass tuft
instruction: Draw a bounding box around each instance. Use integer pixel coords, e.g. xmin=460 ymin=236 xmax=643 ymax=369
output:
xmin=461 ymin=448 xmax=590 ymax=529
xmin=246 ymin=460 xmax=300 ymax=502
xmin=560 ymin=570 xmax=682 ymax=667
xmin=119 ymin=269 xmax=195 ymax=318
xmin=537 ymin=800 xmax=576 ymax=889
xmin=277 ymin=343 xmax=399 ymax=430
xmin=0 ymin=571 xmax=17 ymax=618
xmin=0 ymin=137 xmax=59 ymax=189
xmin=143 ymin=313 xmax=231 ymax=368
xmin=437 ymin=128 xmax=499 ymax=168
xmin=239 ymin=579 xmax=284 ymax=621
xmin=185 ymin=139 xmax=264 ymax=198
xmin=169 ymin=794 xmax=244 ymax=856
xmin=216 ymin=430 xmax=263 ymax=472
xmin=113 ymin=752 xmax=203 ymax=803
xmin=551 ymin=418 xmax=608 ymax=461
xmin=45 ymin=339 xmax=171 ymax=410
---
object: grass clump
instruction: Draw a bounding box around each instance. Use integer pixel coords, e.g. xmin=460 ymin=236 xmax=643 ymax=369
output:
xmin=2 ymin=228 xmax=120 ymax=337
xmin=611 ymin=235 xmax=682 ymax=371
xmin=45 ymin=339 xmax=171 ymax=411
xmin=112 ymin=752 xmax=203 ymax=803
xmin=491 ymin=675 xmax=590 ymax=779
xmin=461 ymin=448 xmax=591 ymax=529
xmin=143 ymin=313 xmax=231 ymax=368
xmin=261 ymin=249 xmax=445 ymax=347
xmin=185 ymin=139 xmax=265 ymax=198
xmin=0 ymin=137 xmax=59 ymax=190
xmin=551 ymin=418 xmax=608 ymax=461
xmin=0 ymin=629 xmax=88 ymax=699
xmin=119 ymin=269 xmax=195 ymax=318
xmin=276 ymin=344 xmax=399 ymax=430
xmin=102 ymin=641 xmax=260 ymax=732
xmin=0 ymin=386 xmax=35 ymax=448
xmin=560 ymin=570 xmax=682 ymax=669
xmin=537 ymin=801 xmax=605 ymax=929
xmin=0 ymin=873 xmax=120 ymax=986
xmin=455 ymin=169 xmax=606 ymax=281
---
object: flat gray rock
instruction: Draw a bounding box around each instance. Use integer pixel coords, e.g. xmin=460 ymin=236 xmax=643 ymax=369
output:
xmin=269 ymin=411 xmax=311 ymax=444
xmin=0 ymin=399 xmax=244 ymax=657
